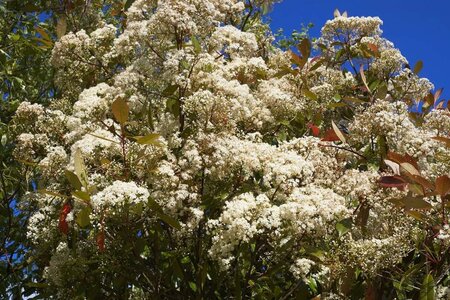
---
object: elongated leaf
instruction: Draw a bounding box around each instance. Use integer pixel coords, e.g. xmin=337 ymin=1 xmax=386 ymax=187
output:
xmin=303 ymin=89 xmax=318 ymax=101
xmin=419 ymin=274 xmax=435 ymax=300
xmin=384 ymin=159 xmax=400 ymax=175
xmin=74 ymin=148 xmax=88 ymax=189
xmin=76 ymin=207 xmax=92 ymax=228
xmin=56 ymin=17 xmax=67 ymax=39
xmin=400 ymin=162 xmax=420 ymax=176
xmin=379 ymin=176 xmax=407 ymax=188
xmin=135 ymin=133 xmax=162 ymax=146
xmin=298 ymin=38 xmax=311 ymax=60
xmin=332 ymin=121 xmax=346 ymax=143
xmin=436 ymin=175 xmax=450 ymax=196
xmin=411 ymin=175 xmax=435 ymax=191
xmin=148 ymin=198 xmax=181 ymax=230
xmin=37 ymin=189 xmax=67 ymax=198
xmin=65 ymin=170 xmax=82 ymax=190
xmin=434 ymin=88 xmax=444 ymax=102
xmin=413 ymin=60 xmax=423 ymax=75
xmin=112 ymin=98 xmax=129 ymax=125
xmin=405 ymin=195 xmax=432 ymax=210
xmin=72 ymin=190 xmax=91 ymax=202
xmin=191 ymin=35 xmax=201 ymax=54
xmin=360 ymin=65 xmax=370 ymax=93
xmin=35 ymin=26 xmax=51 ymax=42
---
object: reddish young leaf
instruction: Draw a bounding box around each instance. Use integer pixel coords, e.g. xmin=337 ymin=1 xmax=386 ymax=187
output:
xmin=387 ymin=152 xmax=420 ymax=170
xmin=58 ymin=202 xmax=71 ymax=235
xmin=436 ymin=175 xmax=450 ymax=197
xmin=307 ymin=123 xmax=320 ymax=137
xmin=434 ymin=88 xmax=444 ymax=102
xmin=379 ymin=176 xmax=407 ymax=189
xmin=410 ymin=175 xmax=435 ymax=191
xmin=321 ymin=128 xmax=340 ymax=142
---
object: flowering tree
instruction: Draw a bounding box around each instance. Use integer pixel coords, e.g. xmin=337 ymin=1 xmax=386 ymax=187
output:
xmin=8 ymin=0 xmax=450 ymax=298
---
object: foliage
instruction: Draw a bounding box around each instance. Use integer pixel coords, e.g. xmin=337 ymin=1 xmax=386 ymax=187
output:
xmin=3 ymin=1 xmax=450 ymax=299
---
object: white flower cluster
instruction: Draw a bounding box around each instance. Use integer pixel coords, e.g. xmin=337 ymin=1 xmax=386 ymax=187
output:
xmin=91 ymin=180 xmax=149 ymax=210
xmin=13 ymin=1 xmax=450 ymax=294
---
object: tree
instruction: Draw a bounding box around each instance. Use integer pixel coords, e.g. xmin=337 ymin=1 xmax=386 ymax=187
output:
xmin=6 ymin=1 xmax=450 ymax=299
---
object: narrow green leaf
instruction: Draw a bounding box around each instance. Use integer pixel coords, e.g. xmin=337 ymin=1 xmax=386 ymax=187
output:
xmin=419 ymin=274 xmax=435 ymax=300
xmin=37 ymin=189 xmax=67 ymax=198
xmin=191 ymin=35 xmax=201 ymax=54
xmin=135 ymin=133 xmax=162 ymax=146
xmin=74 ymin=148 xmax=88 ymax=189
xmin=303 ymin=89 xmax=318 ymax=101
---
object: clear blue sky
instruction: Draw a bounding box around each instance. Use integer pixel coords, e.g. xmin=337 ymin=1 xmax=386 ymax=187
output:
xmin=270 ymin=0 xmax=450 ymax=99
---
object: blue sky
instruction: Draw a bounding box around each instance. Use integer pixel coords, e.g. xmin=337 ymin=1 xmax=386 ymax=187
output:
xmin=270 ymin=0 xmax=450 ymax=99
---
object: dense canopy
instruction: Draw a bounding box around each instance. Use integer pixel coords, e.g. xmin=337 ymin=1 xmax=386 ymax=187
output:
xmin=1 ymin=0 xmax=450 ymax=299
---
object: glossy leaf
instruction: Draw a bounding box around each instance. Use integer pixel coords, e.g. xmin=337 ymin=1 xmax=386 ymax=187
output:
xmin=436 ymin=175 xmax=450 ymax=196
xmin=379 ymin=176 xmax=407 ymax=188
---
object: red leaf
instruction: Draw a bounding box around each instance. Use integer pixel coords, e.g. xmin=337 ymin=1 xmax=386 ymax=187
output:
xmin=307 ymin=123 xmax=320 ymax=137
xmin=379 ymin=176 xmax=407 ymax=189
xmin=58 ymin=202 xmax=71 ymax=235
xmin=97 ymin=231 xmax=105 ymax=252
xmin=387 ymin=152 xmax=419 ymax=171
xmin=321 ymin=128 xmax=340 ymax=142
xmin=436 ymin=175 xmax=450 ymax=197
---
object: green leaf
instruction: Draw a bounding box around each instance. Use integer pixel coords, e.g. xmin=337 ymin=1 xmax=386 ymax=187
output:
xmin=74 ymin=148 xmax=88 ymax=189
xmin=135 ymin=133 xmax=162 ymax=146
xmin=191 ymin=35 xmax=201 ymax=54
xmin=112 ymin=98 xmax=129 ymax=125
xmin=76 ymin=207 xmax=91 ymax=228
xmin=148 ymin=198 xmax=181 ymax=230
xmin=303 ymin=89 xmax=318 ymax=101
xmin=72 ymin=190 xmax=91 ymax=203
xmin=413 ymin=60 xmax=423 ymax=75
xmin=336 ymin=218 xmax=352 ymax=237
xmin=65 ymin=170 xmax=82 ymax=190
xmin=419 ymin=274 xmax=435 ymax=300
xmin=124 ymin=0 xmax=135 ymax=10
xmin=162 ymin=84 xmax=178 ymax=97
xmin=404 ymin=195 xmax=432 ymax=210
xmin=189 ymin=282 xmax=197 ymax=292
xmin=37 ymin=189 xmax=67 ymax=198
xmin=157 ymin=212 xmax=182 ymax=230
